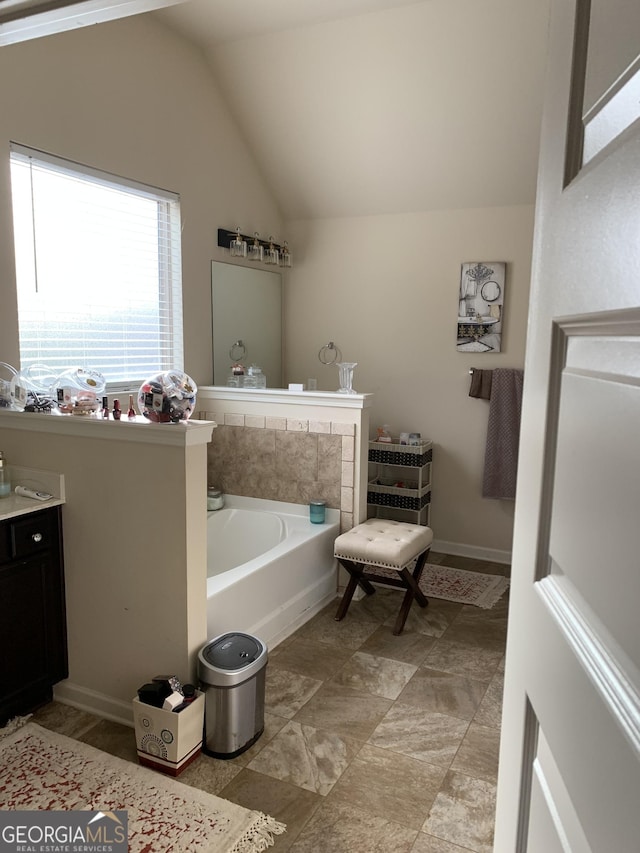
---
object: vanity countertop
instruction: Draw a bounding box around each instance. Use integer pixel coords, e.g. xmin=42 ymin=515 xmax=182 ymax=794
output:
xmin=0 ymin=493 xmax=65 ymax=523
xmin=0 ymin=465 xmax=65 ymax=522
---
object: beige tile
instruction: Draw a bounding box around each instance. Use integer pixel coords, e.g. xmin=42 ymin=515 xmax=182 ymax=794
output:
xmin=387 ymin=597 xmax=463 ymax=639
xmin=339 ymin=511 xmax=354 ymax=531
xmin=368 ymin=703 xmax=468 ymax=768
xmin=247 ymin=720 xmax=361 ymax=795
xmin=266 ymin=416 xmax=287 ymax=430
xmin=309 ymin=420 xmax=331 ymax=434
xmin=340 ymin=486 xmax=353 ymax=511
xmin=296 ymin=480 xmax=340 ymax=508
xmin=318 ymin=434 xmax=342 ymax=482
xmin=287 ymin=418 xmax=309 ymax=432
xmin=341 ymin=435 xmax=355 ymax=461
xmin=411 ymin=833 xmax=471 ymax=852
xmin=442 ymin=606 xmax=508 ymax=653
xmin=177 ymin=751 xmax=242 ymax=794
xmin=397 ymin=667 xmax=488 ymax=721
xmin=266 ymin=668 xmax=323 ymax=719
xmin=329 ymin=743 xmax=445 ymax=830
xmin=423 ymin=640 xmax=503 ymax=682
xmin=359 ymin=626 xmax=436 ymax=667
xmin=294 ymin=683 xmax=393 ymax=742
xmin=341 ymin=460 xmax=354 ymax=487
xmin=269 ymin=638 xmax=353 ymax=682
xmin=229 ymin=711 xmax=289 ymax=767
xmin=449 ymin=722 xmax=501 ymax=783
xmin=473 ymin=672 xmax=504 ymax=729
xmin=219 ymin=767 xmax=321 ymax=851
xmin=245 ymin=415 xmax=265 ymax=429
xmin=224 ymin=412 xmax=244 ymax=426
xmin=31 ymin=701 xmax=100 ymax=740
xmin=276 ymin=431 xmax=318 ymax=480
xmin=341 ymin=586 xmax=402 ymax=624
xmin=299 ymin=611 xmax=379 ymax=649
xmin=288 ymin=799 xmax=417 ymax=852
xmin=330 ymin=652 xmax=418 ymax=700
xmin=77 ymin=719 xmax=138 ymax=764
xmin=331 ymin=422 xmax=355 ymax=436
xmin=423 ymin=770 xmax=497 ymax=853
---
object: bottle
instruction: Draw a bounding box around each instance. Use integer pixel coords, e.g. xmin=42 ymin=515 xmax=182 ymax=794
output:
xmin=112 ymin=399 xmax=121 ymax=420
xmin=0 ymin=451 xmax=10 ymax=498
xmin=102 ymin=396 xmax=109 ymax=419
xmin=127 ymin=394 xmax=136 ymax=420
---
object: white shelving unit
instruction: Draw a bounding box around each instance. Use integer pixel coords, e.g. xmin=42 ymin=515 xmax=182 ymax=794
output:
xmin=367 ymin=439 xmax=432 ymax=526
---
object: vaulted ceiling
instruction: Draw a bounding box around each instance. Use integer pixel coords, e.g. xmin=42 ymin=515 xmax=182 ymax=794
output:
xmin=154 ymin=0 xmax=551 ymax=221
xmin=1 ymin=0 xmax=551 ymax=221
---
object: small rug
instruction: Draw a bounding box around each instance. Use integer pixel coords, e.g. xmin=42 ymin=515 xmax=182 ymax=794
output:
xmin=421 ymin=564 xmax=509 ymax=608
xmin=374 ymin=563 xmax=509 ymax=608
xmin=0 ymin=721 xmax=285 ymax=852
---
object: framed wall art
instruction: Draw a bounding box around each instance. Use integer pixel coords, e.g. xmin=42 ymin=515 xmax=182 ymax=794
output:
xmin=456 ymin=261 xmax=506 ymax=353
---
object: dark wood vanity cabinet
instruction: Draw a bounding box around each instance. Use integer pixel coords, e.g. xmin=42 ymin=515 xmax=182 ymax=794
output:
xmin=0 ymin=506 xmax=67 ymax=725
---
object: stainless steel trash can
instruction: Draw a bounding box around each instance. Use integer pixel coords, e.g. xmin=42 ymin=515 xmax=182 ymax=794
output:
xmin=197 ymin=632 xmax=268 ymax=759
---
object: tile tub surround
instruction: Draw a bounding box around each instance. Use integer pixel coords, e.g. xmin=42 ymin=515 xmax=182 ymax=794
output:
xmin=204 ymin=416 xmax=357 ymax=530
xmin=33 ymin=551 xmax=508 ymax=852
xmin=197 ymin=386 xmax=372 ymax=531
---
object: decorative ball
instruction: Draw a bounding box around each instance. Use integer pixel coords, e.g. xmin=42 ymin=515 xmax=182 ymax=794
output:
xmin=11 ymin=363 xmax=58 ymax=413
xmin=137 ymin=371 xmax=197 ymax=423
xmin=50 ymin=367 xmax=106 ymax=415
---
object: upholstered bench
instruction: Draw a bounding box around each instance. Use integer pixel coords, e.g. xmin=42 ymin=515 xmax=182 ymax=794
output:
xmin=334 ymin=518 xmax=434 ymax=635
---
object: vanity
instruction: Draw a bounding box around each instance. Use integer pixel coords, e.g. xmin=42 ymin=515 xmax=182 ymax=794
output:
xmin=0 ymin=484 xmax=66 ymax=725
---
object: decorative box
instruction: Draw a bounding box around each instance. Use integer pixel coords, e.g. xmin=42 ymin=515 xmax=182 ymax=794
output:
xmin=132 ymin=692 xmax=204 ymax=776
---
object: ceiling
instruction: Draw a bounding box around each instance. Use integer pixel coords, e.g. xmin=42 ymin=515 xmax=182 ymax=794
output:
xmin=155 ymin=0 xmax=552 ymax=221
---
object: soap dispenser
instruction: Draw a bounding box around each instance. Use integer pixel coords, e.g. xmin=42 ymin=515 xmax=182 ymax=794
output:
xmin=0 ymin=451 xmax=10 ymax=498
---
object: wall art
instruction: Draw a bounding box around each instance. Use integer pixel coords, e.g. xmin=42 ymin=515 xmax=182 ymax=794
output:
xmin=456 ymin=261 xmax=506 ymax=353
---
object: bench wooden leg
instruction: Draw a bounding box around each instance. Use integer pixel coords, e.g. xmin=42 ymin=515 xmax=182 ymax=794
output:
xmin=393 ymin=549 xmax=430 ymax=635
xmin=335 ymin=558 xmax=376 ymax=622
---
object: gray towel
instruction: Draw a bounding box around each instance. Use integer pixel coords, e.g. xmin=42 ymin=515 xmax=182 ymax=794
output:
xmin=469 ymin=368 xmax=493 ymax=399
xmin=482 ymin=368 xmax=524 ymax=500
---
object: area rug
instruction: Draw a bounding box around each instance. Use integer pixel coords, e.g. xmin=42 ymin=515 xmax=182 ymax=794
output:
xmin=0 ymin=721 xmax=285 ymax=852
xmin=421 ymin=564 xmax=509 ymax=608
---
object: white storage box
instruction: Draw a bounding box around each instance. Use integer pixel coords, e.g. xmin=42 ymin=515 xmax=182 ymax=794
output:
xmin=133 ymin=692 xmax=204 ymax=776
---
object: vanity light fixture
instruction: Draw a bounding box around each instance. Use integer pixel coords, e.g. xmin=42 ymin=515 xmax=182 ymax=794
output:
xmin=265 ymin=236 xmax=279 ymax=265
xmin=229 ymin=226 xmax=247 ymax=258
xmin=217 ymin=228 xmax=292 ymax=268
xmin=248 ymin=232 xmax=264 ymax=262
xmin=279 ymin=241 xmax=292 ymax=268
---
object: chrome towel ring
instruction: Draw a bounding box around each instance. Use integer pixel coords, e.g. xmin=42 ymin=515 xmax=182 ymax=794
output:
xmin=318 ymin=341 xmax=341 ymax=365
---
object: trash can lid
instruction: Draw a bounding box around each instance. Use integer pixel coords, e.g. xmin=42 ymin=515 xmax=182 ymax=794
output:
xmin=201 ymin=632 xmax=264 ymax=671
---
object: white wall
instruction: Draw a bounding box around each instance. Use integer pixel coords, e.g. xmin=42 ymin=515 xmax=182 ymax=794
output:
xmin=0 ymin=13 xmax=283 ymax=386
xmin=0 ymin=9 xmax=537 ymax=566
xmin=284 ymin=207 xmax=536 ymax=558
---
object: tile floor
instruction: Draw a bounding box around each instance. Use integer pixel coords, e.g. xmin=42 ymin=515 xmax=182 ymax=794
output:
xmin=32 ymin=551 xmax=509 ymax=853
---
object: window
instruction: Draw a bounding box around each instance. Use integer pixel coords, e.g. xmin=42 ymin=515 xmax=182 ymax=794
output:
xmin=10 ymin=143 xmax=183 ymax=391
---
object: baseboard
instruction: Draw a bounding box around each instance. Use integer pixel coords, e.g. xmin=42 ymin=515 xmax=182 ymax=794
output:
xmin=53 ymin=680 xmax=134 ymax=728
xmin=432 ymin=538 xmax=511 ymax=565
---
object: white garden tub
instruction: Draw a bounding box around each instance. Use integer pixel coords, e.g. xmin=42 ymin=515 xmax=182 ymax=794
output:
xmin=206 ymin=495 xmax=340 ymax=647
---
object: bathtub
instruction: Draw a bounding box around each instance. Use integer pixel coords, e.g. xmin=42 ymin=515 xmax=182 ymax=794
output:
xmin=206 ymin=495 xmax=340 ymax=647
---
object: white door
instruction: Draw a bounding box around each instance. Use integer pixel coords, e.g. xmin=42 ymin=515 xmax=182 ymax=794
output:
xmin=494 ymin=0 xmax=640 ymax=850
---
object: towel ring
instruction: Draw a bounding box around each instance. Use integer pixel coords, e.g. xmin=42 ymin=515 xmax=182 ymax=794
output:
xmin=229 ymin=340 xmax=246 ymax=362
xmin=318 ymin=342 xmax=342 ymax=365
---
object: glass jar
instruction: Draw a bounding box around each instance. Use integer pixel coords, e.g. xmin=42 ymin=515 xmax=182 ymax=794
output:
xmin=309 ymin=500 xmax=326 ymax=524
xmin=207 ymin=487 xmax=225 ymax=511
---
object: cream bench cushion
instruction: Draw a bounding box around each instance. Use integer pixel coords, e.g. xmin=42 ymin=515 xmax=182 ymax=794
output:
xmin=334 ymin=518 xmax=434 ymax=571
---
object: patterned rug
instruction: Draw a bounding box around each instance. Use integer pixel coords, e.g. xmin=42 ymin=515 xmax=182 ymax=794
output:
xmin=421 ymin=564 xmax=509 ymax=608
xmin=0 ymin=721 xmax=285 ymax=852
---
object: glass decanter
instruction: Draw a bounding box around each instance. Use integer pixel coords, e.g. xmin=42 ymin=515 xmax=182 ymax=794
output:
xmin=336 ymin=362 xmax=357 ymax=394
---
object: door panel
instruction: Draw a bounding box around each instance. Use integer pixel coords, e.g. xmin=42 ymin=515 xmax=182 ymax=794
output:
xmin=494 ymin=0 xmax=640 ymax=848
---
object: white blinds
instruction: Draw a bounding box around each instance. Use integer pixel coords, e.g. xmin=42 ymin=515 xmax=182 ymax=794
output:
xmin=10 ymin=142 xmax=183 ymax=391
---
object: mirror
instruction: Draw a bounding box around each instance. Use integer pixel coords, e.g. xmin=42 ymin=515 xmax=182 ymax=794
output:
xmin=211 ymin=261 xmax=283 ymax=387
